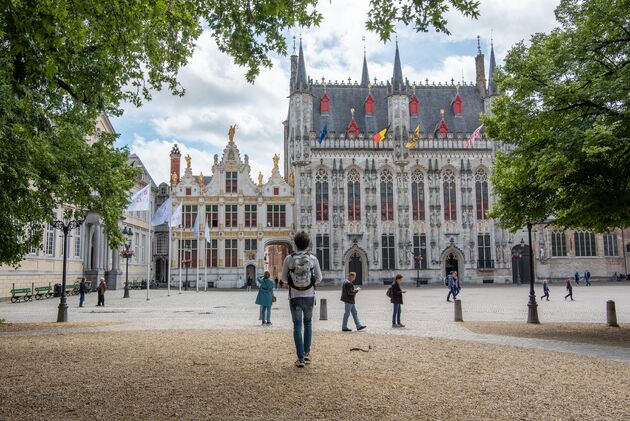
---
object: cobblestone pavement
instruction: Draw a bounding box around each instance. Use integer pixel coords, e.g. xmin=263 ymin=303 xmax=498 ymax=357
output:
xmin=2 ymin=283 xmax=629 ymax=362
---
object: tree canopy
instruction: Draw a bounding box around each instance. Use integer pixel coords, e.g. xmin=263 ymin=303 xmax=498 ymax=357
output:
xmin=485 ymin=0 xmax=630 ymax=232
xmin=0 ymin=0 xmax=479 ymax=266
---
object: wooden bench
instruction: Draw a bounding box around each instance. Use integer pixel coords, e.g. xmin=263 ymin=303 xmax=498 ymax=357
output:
xmin=64 ymin=283 xmax=80 ymax=295
xmin=34 ymin=286 xmax=53 ymax=300
xmin=10 ymin=288 xmax=32 ymax=303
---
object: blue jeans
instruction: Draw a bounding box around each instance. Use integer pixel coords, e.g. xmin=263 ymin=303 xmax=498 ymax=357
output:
xmin=261 ymin=305 xmax=271 ymax=322
xmin=79 ymin=292 xmax=85 ymax=307
xmin=342 ymin=303 xmax=361 ymax=329
xmin=392 ymin=303 xmax=401 ymax=324
xmin=289 ymin=297 xmax=314 ymax=360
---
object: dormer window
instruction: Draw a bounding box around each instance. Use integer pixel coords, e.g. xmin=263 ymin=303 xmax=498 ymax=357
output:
xmin=346 ymin=120 xmax=359 ymax=137
xmin=226 ymin=171 xmax=238 ymax=193
xmin=320 ymin=94 xmax=330 ymax=113
xmin=453 ymin=95 xmax=462 ymax=115
xmin=365 ymin=95 xmax=374 ymax=114
xmin=437 ymin=120 xmax=449 ymax=138
xmin=409 ymin=95 xmax=419 ymax=115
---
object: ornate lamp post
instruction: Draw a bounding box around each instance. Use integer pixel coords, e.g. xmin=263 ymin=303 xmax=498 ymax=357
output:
xmin=183 ymin=249 xmax=190 ymax=291
xmin=414 ymin=255 xmax=422 ymax=287
xmin=121 ymin=227 xmax=134 ymax=298
xmin=526 ymin=222 xmax=540 ymax=324
xmin=53 ymin=217 xmax=84 ymax=322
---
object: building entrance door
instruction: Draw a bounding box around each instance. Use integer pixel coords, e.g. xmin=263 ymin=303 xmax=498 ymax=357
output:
xmin=246 ymin=264 xmax=256 ymax=284
xmin=348 ymin=252 xmax=363 ymax=285
xmin=445 ymin=252 xmax=459 ymax=276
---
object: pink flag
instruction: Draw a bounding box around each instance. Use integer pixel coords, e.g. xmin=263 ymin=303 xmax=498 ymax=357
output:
xmin=468 ymin=124 xmax=484 ymax=146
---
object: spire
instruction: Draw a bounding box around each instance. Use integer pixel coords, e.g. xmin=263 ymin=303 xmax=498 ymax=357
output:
xmin=392 ymin=37 xmax=404 ymax=91
xmin=475 ymin=34 xmax=486 ymax=97
xmin=361 ymin=46 xmax=370 ymax=87
xmin=295 ymin=37 xmax=308 ymax=89
xmin=488 ymin=37 xmax=498 ymax=96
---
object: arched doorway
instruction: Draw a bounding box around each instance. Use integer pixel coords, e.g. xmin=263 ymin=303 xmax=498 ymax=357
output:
xmin=511 ymin=244 xmax=531 ymax=284
xmin=264 ymin=240 xmax=293 ymax=280
xmin=245 ymin=264 xmax=256 ymax=284
xmin=445 ymin=252 xmax=458 ymax=276
xmin=343 ymin=247 xmax=368 ymax=285
xmin=441 ymin=247 xmax=465 ymax=283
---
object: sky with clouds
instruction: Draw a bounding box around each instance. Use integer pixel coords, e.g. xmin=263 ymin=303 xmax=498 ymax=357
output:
xmin=112 ymin=0 xmax=561 ymax=185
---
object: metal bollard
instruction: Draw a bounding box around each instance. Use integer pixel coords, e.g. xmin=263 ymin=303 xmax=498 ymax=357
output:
xmin=454 ymin=299 xmax=463 ymax=322
xmin=320 ymin=298 xmax=328 ymax=320
xmin=607 ymin=300 xmax=619 ymax=327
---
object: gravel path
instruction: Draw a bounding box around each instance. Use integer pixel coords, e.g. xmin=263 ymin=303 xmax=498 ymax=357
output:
xmin=1 ymin=330 xmax=629 ymax=420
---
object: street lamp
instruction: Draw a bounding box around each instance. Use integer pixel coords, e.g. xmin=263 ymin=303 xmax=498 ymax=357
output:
xmin=122 ymin=226 xmax=134 ymax=298
xmin=183 ymin=249 xmax=190 ymax=291
xmin=53 ymin=217 xmax=84 ymax=323
xmin=414 ymin=254 xmax=423 ymax=287
xmin=526 ymin=222 xmax=540 ymax=324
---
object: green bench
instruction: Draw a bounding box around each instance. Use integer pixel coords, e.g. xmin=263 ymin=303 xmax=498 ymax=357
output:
xmin=65 ymin=283 xmax=80 ymax=295
xmin=10 ymin=288 xmax=32 ymax=303
xmin=34 ymin=286 xmax=53 ymax=300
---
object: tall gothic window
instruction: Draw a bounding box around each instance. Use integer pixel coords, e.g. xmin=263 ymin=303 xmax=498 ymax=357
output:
xmin=316 ymin=234 xmax=330 ymax=271
xmin=475 ymin=169 xmax=489 ymax=220
xmin=551 ymin=231 xmax=567 ymax=257
xmin=382 ymin=234 xmax=395 ymax=270
xmin=443 ymin=170 xmax=457 ymax=221
xmin=380 ymin=170 xmax=394 ymax=221
xmin=347 ymin=169 xmax=361 ymax=221
xmin=413 ymin=234 xmax=427 ymax=269
xmin=574 ymin=231 xmax=596 ymax=256
xmin=225 ymin=171 xmax=238 ymax=193
xmin=315 ymin=169 xmax=329 ymax=222
xmin=603 ymin=233 xmax=619 ymax=257
xmin=206 ymin=239 xmax=218 ymax=268
xmin=477 ymin=234 xmax=493 ymax=268
xmin=411 ymin=170 xmax=425 ymax=221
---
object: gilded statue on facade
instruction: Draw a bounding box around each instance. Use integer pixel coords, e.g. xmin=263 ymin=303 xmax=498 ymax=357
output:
xmin=228 ymin=124 xmax=237 ymax=142
xmin=171 ymin=171 xmax=178 ymax=185
xmin=258 ymin=172 xmax=263 ymax=186
xmin=272 ymin=153 xmax=280 ymax=169
xmin=184 ymin=154 xmax=191 ymax=168
xmin=288 ymin=172 xmax=294 ymax=187
xmin=199 ymin=172 xmax=204 ymax=187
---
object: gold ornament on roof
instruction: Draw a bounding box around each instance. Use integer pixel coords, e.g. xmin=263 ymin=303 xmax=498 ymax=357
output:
xmin=456 ymin=83 xmax=460 ymax=95
xmin=440 ymin=108 xmax=445 ymax=118
xmin=258 ymin=172 xmax=263 ymax=186
xmin=272 ymin=154 xmax=280 ymax=169
xmin=350 ymin=107 xmax=355 ymax=119
xmin=171 ymin=171 xmax=178 ymax=186
xmin=199 ymin=172 xmax=204 ymax=187
xmin=228 ymin=124 xmax=237 ymax=143
xmin=184 ymin=154 xmax=191 ymax=169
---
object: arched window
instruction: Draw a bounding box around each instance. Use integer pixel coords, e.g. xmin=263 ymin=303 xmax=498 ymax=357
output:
xmin=411 ymin=170 xmax=425 ymax=221
xmin=315 ymin=169 xmax=329 ymax=222
xmin=320 ymin=93 xmax=330 ymax=113
xmin=347 ymin=169 xmax=361 ymax=221
xmin=380 ymin=170 xmax=394 ymax=221
xmin=443 ymin=170 xmax=457 ymax=221
xmin=475 ymin=169 xmax=489 ymax=220
xmin=365 ymin=95 xmax=374 ymax=114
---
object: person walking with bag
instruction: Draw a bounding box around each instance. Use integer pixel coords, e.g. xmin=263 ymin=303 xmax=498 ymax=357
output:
xmin=281 ymin=231 xmax=322 ymax=368
xmin=340 ymin=272 xmax=366 ymax=332
xmin=564 ymin=278 xmax=574 ymax=301
xmin=390 ymin=274 xmax=406 ymax=327
xmin=256 ymin=271 xmax=275 ymax=325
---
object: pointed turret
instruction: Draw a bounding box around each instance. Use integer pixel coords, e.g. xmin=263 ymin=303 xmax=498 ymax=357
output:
xmin=392 ymin=39 xmax=404 ymax=91
xmin=361 ymin=51 xmax=370 ymax=86
xmin=488 ymin=39 xmax=498 ymax=96
xmin=295 ymin=38 xmax=308 ymax=90
xmin=475 ymin=35 xmax=486 ymax=97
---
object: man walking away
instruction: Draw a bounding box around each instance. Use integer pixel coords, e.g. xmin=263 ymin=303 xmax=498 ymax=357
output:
xmin=79 ymin=278 xmax=87 ymax=307
xmin=584 ymin=271 xmax=591 ymax=286
xmin=446 ymin=271 xmax=457 ymax=302
xmin=281 ymin=231 xmax=322 ymax=368
xmin=574 ymin=271 xmax=580 ymax=285
xmin=540 ymin=279 xmax=550 ymax=301
xmin=564 ymin=278 xmax=574 ymax=301
xmin=340 ymin=272 xmax=366 ymax=332
xmin=97 ymin=278 xmax=107 ymax=306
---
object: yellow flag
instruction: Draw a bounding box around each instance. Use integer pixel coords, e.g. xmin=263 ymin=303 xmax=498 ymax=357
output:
xmin=405 ymin=124 xmax=421 ymax=149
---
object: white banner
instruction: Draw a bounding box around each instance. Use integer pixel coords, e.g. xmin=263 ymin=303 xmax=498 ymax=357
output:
xmin=151 ymin=197 xmax=172 ymax=226
xmin=127 ymin=184 xmax=151 ymax=212
xmin=169 ymin=203 xmax=183 ymax=227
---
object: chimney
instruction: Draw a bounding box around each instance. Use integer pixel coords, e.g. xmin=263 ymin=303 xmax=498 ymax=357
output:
xmin=475 ymin=35 xmax=486 ymax=97
xmin=170 ymin=144 xmax=181 ymax=186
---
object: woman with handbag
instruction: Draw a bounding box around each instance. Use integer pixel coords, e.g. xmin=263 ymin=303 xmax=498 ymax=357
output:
xmin=256 ymin=271 xmax=276 ymax=325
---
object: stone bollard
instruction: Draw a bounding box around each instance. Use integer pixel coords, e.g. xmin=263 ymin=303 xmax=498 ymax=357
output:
xmin=454 ymin=299 xmax=463 ymax=322
xmin=607 ymin=300 xmax=619 ymax=327
xmin=320 ymin=298 xmax=328 ymax=320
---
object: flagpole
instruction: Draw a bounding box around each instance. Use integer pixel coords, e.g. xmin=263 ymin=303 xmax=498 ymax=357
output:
xmin=204 ymin=237 xmax=208 ymax=292
xmin=179 ymin=224 xmax=182 ymax=294
xmin=146 ymin=194 xmax=151 ymax=301
xmin=167 ymin=224 xmax=171 ymax=297
xmin=196 ymin=228 xmax=199 ymax=293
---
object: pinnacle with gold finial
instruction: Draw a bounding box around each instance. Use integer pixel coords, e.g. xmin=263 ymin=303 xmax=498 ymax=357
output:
xmin=440 ymin=109 xmax=445 ymax=118
xmin=350 ymin=107 xmax=355 ymax=119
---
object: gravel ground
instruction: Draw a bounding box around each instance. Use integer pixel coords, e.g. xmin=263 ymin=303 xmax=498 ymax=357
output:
xmin=1 ymin=329 xmax=629 ymax=420
xmin=464 ymin=322 xmax=630 ymax=349
xmin=0 ymin=321 xmax=123 ymax=333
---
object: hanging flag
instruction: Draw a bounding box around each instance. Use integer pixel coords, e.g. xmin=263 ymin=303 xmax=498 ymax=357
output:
xmin=468 ymin=124 xmax=484 ymax=146
xmin=204 ymin=220 xmax=211 ymax=244
xmin=405 ymin=124 xmax=421 ymax=149
xmin=318 ymin=124 xmax=328 ymax=144
xmin=372 ymin=125 xmax=389 ymax=143
xmin=126 ymin=184 xmax=151 ymax=212
xmin=193 ymin=213 xmax=200 ymax=236
xmin=169 ymin=203 xmax=183 ymax=227
xmin=151 ymin=198 xmax=172 ymax=226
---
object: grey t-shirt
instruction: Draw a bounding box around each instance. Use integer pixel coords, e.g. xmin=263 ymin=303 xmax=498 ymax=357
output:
xmin=281 ymin=251 xmax=322 ymax=299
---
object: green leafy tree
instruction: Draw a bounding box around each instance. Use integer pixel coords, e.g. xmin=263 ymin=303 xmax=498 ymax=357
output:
xmin=0 ymin=0 xmax=479 ymax=266
xmin=485 ymin=0 xmax=630 ymax=232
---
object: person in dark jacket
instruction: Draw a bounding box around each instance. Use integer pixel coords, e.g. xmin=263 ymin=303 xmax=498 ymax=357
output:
xmin=79 ymin=278 xmax=87 ymax=307
xmin=97 ymin=278 xmax=107 ymax=306
xmin=540 ymin=279 xmax=550 ymax=301
xmin=390 ymin=274 xmax=406 ymax=327
xmin=340 ymin=272 xmax=366 ymax=332
xmin=564 ymin=278 xmax=574 ymax=301
xmin=574 ymin=271 xmax=580 ymax=285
